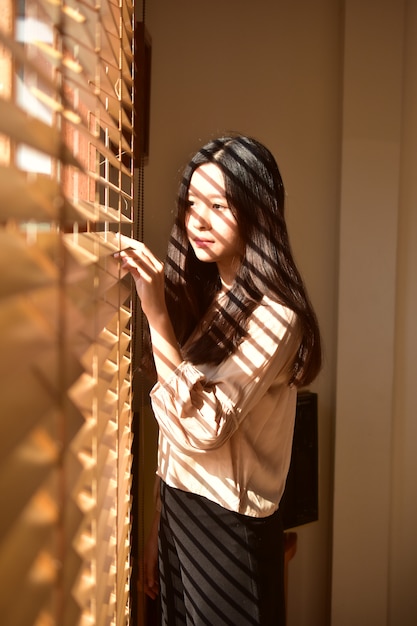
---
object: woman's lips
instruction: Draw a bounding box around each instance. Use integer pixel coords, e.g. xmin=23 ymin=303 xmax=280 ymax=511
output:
xmin=193 ymin=238 xmax=214 ymax=248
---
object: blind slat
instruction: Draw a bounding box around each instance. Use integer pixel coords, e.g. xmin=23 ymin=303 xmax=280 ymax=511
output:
xmin=0 ymin=489 xmax=58 ymax=612
xmin=0 ymin=167 xmax=62 ymax=222
xmin=0 ymin=232 xmax=57 ymax=297
xmin=0 ymin=295 xmax=54 ymax=376
xmin=1 ymin=1 xmax=134 ymax=623
xmin=0 ymin=99 xmax=83 ymax=167
xmin=0 ymin=425 xmax=58 ymax=539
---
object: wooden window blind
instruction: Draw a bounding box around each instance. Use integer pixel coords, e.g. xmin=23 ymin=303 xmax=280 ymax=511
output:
xmin=0 ymin=0 xmax=135 ymax=624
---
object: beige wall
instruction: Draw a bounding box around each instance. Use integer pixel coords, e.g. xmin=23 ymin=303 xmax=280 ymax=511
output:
xmin=138 ymin=0 xmax=417 ymax=624
xmin=390 ymin=2 xmax=417 ymax=623
xmin=333 ymin=1 xmax=417 ymax=625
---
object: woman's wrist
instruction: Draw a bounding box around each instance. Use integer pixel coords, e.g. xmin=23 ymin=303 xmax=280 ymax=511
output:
xmin=148 ymin=316 xmax=183 ymax=383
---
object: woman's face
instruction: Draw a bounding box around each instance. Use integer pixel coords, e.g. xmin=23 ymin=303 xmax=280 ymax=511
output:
xmin=185 ymin=163 xmax=244 ymax=284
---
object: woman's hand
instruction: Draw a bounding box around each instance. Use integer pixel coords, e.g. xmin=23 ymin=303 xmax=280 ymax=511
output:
xmin=141 ymin=510 xmax=160 ymax=600
xmin=117 ymin=237 xmax=166 ymax=322
xmin=116 ymin=235 xmax=182 ymax=383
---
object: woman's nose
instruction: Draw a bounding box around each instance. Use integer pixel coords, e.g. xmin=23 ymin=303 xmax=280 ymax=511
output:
xmin=191 ymin=204 xmax=211 ymax=229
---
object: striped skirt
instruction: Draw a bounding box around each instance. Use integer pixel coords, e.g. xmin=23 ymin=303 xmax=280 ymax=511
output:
xmin=158 ymin=481 xmax=286 ymax=625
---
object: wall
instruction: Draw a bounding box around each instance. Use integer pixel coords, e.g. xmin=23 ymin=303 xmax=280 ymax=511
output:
xmin=390 ymin=2 xmax=417 ymax=622
xmin=141 ymin=1 xmax=341 ymax=624
xmin=138 ymin=2 xmax=417 ymax=624
xmin=332 ymin=1 xmax=417 ymax=625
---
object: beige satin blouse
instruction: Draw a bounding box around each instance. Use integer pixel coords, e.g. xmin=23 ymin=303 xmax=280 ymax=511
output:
xmin=150 ymin=296 xmax=301 ymax=518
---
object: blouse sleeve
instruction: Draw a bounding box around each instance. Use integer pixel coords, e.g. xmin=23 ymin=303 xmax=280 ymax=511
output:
xmin=149 ymin=299 xmax=300 ymax=453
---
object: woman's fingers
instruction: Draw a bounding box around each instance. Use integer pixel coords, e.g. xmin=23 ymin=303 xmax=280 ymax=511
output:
xmin=117 ymin=246 xmax=166 ymax=319
xmin=136 ymin=243 xmax=163 ymax=269
xmin=118 ymin=246 xmax=163 ymax=282
xmin=117 ymin=235 xmax=163 ymax=268
xmin=144 ymin=567 xmax=160 ymax=599
xmin=137 ymin=562 xmax=159 ymax=600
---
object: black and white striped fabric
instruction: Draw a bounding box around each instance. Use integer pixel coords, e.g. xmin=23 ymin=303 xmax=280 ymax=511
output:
xmin=158 ymin=481 xmax=286 ymax=625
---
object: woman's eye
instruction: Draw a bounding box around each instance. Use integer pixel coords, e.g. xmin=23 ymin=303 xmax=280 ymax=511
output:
xmin=212 ymin=203 xmax=227 ymax=210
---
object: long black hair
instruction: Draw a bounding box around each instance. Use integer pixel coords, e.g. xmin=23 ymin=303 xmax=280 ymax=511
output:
xmin=163 ymin=134 xmax=321 ymax=386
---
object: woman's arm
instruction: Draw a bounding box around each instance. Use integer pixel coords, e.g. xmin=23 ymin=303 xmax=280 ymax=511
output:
xmin=116 ymin=236 xmax=300 ymax=453
xmin=117 ymin=237 xmax=182 ymax=383
xmin=151 ymin=299 xmax=301 ymax=452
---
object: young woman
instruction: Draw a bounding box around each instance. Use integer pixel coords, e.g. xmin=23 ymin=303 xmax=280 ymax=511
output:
xmin=119 ymin=135 xmax=321 ymax=625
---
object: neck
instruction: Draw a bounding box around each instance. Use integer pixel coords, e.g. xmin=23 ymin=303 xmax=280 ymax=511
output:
xmin=217 ymin=259 xmax=240 ymax=292
xmin=219 ymin=276 xmax=233 ymax=293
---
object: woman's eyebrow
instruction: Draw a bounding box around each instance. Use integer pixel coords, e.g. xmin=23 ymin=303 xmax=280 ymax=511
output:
xmin=188 ymin=191 xmax=227 ymax=200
